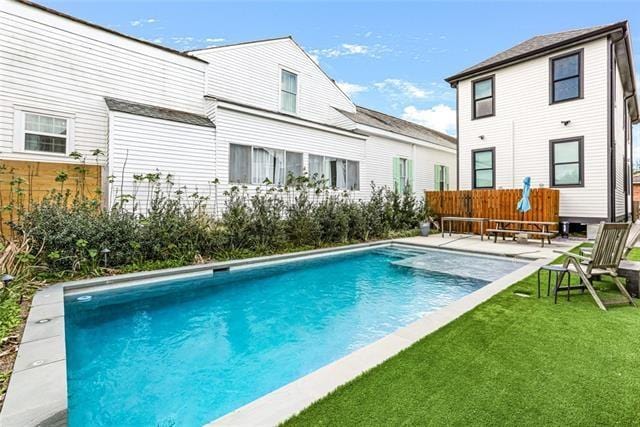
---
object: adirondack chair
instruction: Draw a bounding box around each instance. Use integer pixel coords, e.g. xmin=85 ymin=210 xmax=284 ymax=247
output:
xmin=556 ymin=222 xmax=636 ymax=311
xmin=580 ymin=221 xmax=640 ymax=259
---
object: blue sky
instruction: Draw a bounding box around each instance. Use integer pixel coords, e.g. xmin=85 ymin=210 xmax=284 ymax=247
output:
xmin=41 ymin=0 xmax=639 ymax=158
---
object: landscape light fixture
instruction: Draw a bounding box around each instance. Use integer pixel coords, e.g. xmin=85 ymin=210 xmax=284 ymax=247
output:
xmin=101 ymin=248 xmax=111 ymax=267
xmin=1 ymin=274 xmax=14 ymax=286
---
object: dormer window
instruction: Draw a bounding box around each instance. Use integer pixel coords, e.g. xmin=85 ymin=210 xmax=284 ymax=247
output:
xmin=550 ymin=50 xmax=583 ymax=103
xmin=472 ymin=76 xmax=494 ymax=119
xmin=280 ymin=69 xmax=297 ymax=114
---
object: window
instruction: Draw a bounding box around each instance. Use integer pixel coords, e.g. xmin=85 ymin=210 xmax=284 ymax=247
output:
xmin=472 ymin=148 xmax=495 ymax=189
xmin=19 ymin=112 xmax=70 ymax=154
xmin=285 ymin=151 xmax=303 ymax=180
xmin=434 ymin=165 xmax=450 ymax=191
xmin=472 ymin=76 xmax=494 ymax=119
xmin=393 ymin=157 xmax=413 ymax=193
xmin=229 ymin=144 xmax=303 ymax=186
xmin=550 ymin=137 xmax=583 ymax=187
xmin=550 ymin=50 xmax=582 ymax=103
xmin=309 ymin=154 xmax=359 ymax=190
xmin=251 ymin=147 xmax=285 ymax=185
xmin=281 ymin=69 xmax=297 ymax=114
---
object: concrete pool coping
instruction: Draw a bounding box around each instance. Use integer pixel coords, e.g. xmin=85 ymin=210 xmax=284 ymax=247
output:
xmin=0 ymin=238 xmax=577 ymax=426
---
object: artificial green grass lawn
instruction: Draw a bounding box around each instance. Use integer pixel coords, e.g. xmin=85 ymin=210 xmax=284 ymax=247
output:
xmin=286 ymin=247 xmax=640 ymax=426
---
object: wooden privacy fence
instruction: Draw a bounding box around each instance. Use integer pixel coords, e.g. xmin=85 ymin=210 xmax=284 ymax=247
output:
xmin=425 ymin=188 xmax=560 ymax=234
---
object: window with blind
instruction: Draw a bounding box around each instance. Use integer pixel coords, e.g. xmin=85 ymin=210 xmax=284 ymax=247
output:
xmin=280 ymin=69 xmax=298 ymax=114
xmin=23 ymin=112 xmax=69 ymax=154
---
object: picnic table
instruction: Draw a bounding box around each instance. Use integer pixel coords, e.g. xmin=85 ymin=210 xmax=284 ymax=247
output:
xmin=487 ymin=219 xmax=557 ymax=247
xmin=441 ymin=217 xmax=489 ymax=241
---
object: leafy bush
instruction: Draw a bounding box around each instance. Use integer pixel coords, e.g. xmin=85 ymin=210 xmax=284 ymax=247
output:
xmin=8 ymin=163 xmax=425 ymax=278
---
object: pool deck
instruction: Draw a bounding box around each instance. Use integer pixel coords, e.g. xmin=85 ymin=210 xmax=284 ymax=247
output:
xmin=395 ymin=234 xmax=579 ymax=260
xmin=0 ymin=237 xmax=580 ymax=427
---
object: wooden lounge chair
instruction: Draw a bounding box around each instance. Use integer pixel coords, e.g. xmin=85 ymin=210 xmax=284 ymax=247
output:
xmin=555 ymin=222 xmax=636 ymax=311
xmin=580 ymin=221 xmax=640 ymax=259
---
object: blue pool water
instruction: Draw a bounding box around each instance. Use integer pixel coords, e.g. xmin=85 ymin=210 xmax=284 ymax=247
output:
xmin=65 ymin=246 xmax=525 ymax=426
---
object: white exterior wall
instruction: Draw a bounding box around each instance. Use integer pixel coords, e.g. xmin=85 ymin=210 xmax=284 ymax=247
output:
xmin=457 ymin=38 xmax=609 ymax=220
xmin=213 ymin=107 xmax=367 ymax=206
xmin=613 ymin=60 xmax=631 ymax=220
xmin=364 ymin=134 xmax=457 ymax=195
xmin=191 ymin=39 xmax=356 ymax=127
xmin=108 ymin=112 xmax=216 ymax=212
xmin=0 ymin=0 xmax=207 ymax=165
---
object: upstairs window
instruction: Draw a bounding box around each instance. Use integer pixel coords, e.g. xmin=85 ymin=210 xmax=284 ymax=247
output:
xmin=281 ymin=69 xmax=298 ymax=114
xmin=472 ymin=148 xmax=495 ymax=189
xmin=21 ymin=112 xmax=70 ymax=154
xmin=472 ymin=76 xmax=494 ymax=119
xmin=550 ymin=137 xmax=583 ymax=187
xmin=550 ymin=50 xmax=582 ymax=103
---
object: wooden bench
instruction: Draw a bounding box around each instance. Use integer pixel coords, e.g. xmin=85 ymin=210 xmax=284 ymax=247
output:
xmin=440 ymin=217 xmax=489 ymax=241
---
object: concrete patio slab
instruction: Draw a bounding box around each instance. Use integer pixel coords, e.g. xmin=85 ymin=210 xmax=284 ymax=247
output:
xmin=394 ymin=234 xmax=579 ymax=260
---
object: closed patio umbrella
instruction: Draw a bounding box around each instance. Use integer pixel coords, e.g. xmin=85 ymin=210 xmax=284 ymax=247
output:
xmin=517 ymin=176 xmax=531 ymax=218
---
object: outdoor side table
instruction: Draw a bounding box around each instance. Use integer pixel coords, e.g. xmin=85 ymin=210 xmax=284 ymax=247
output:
xmin=618 ymin=260 xmax=640 ymax=298
xmin=537 ymin=265 xmax=572 ymax=302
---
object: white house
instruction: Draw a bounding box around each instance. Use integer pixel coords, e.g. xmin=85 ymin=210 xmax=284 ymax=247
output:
xmin=0 ymin=0 xmax=456 ymax=214
xmin=446 ymin=22 xmax=639 ymax=224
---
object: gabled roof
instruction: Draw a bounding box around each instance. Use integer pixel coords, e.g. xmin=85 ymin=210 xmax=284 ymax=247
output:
xmin=186 ymin=36 xmax=355 ymax=107
xmin=446 ymin=22 xmax=627 ymax=84
xmin=337 ymin=106 xmax=456 ymax=149
xmin=105 ymin=98 xmax=215 ymax=128
xmin=14 ymin=0 xmax=207 ymax=63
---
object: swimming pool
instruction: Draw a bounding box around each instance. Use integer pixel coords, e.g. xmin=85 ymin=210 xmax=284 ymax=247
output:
xmin=64 ymin=245 xmax=525 ymax=426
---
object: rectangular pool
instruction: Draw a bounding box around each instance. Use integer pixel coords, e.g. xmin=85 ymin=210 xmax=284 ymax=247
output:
xmin=64 ymin=245 xmax=526 ymax=426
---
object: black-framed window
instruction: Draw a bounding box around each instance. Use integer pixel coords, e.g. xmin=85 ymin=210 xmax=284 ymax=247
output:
xmin=472 ymin=148 xmax=495 ymax=189
xmin=472 ymin=76 xmax=494 ymax=119
xmin=550 ymin=50 xmax=583 ymax=103
xmin=550 ymin=137 xmax=583 ymax=187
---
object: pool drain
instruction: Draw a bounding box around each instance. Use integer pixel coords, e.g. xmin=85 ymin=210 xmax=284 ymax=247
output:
xmin=76 ymin=295 xmax=92 ymax=302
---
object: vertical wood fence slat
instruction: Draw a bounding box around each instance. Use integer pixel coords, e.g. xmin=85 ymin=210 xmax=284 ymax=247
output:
xmin=425 ymin=188 xmax=560 ymax=234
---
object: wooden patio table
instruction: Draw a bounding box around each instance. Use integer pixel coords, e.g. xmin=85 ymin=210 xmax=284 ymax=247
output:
xmin=440 ymin=216 xmax=489 ymax=241
xmin=488 ymin=219 xmax=557 ymax=248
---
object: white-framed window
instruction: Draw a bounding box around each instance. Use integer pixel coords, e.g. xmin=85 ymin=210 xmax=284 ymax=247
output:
xmin=308 ymin=154 xmax=359 ymax=191
xmin=229 ymin=143 xmax=303 ymax=186
xmin=280 ymin=69 xmax=298 ymax=114
xmin=13 ymin=108 xmax=74 ymax=155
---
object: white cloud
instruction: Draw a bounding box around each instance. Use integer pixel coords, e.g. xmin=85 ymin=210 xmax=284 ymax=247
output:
xmin=130 ymin=18 xmax=157 ymax=27
xmin=205 ymin=37 xmax=225 ymax=43
xmin=336 ymin=81 xmax=368 ymax=97
xmin=309 ymin=43 xmax=389 ymax=60
xmin=374 ymin=79 xmax=432 ymax=100
xmin=402 ymin=104 xmax=456 ymax=135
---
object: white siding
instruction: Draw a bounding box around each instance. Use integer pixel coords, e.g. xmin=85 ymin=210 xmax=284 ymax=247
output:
xmin=191 ymin=39 xmax=356 ymax=127
xmin=613 ymin=60 xmax=630 ymax=219
xmin=0 ymin=1 xmax=206 ymax=165
xmin=457 ymin=38 xmax=609 ymax=220
xmin=213 ymin=107 xmax=366 ymax=210
xmin=364 ymin=134 xmax=456 ymax=196
xmin=108 ymin=112 xmax=216 ymax=213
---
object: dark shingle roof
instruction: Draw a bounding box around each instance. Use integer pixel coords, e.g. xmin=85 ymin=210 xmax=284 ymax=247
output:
xmin=104 ymin=98 xmax=214 ymax=128
xmin=446 ymin=22 xmax=626 ymax=84
xmin=338 ymin=106 xmax=456 ymax=148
